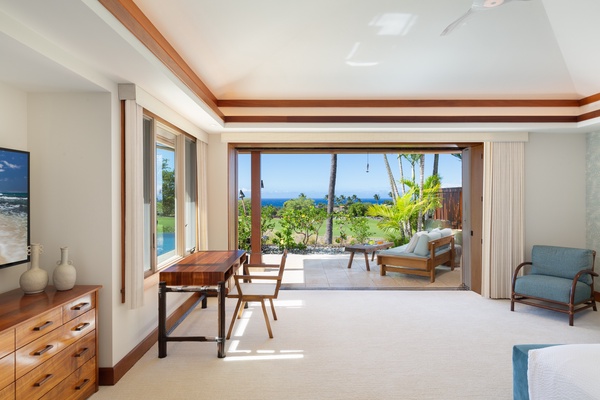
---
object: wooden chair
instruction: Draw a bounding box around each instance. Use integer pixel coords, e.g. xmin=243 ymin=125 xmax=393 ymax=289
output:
xmin=227 ymin=250 xmax=287 ymax=339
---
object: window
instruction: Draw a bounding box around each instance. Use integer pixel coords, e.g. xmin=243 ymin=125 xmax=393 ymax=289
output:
xmin=143 ymin=114 xmax=197 ymax=276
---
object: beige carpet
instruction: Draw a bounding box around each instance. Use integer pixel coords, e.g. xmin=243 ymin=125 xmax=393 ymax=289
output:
xmin=91 ymin=290 xmax=600 ymax=400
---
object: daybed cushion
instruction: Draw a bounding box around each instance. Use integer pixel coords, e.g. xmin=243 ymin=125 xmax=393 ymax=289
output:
xmin=530 ymin=245 xmax=594 ymax=284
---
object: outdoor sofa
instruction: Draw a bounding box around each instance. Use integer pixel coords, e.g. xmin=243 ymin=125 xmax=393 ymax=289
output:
xmin=376 ymin=228 xmax=456 ymax=282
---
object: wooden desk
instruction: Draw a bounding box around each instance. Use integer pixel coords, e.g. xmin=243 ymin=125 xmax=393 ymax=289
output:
xmin=158 ymin=250 xmax=246 ymax=359
xmin=344 ymin=242 xmax=394 ymax=271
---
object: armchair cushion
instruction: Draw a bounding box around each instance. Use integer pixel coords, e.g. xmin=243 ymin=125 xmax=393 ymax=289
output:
xmin=514 ymin=275 xmax=592 ymax=304
xmin=530 ymin=245 xmax=594 ymax=284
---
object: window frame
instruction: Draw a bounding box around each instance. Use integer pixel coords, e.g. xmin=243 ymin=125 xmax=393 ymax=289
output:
xmin=142 ymin=111 xmax=198 ymax=278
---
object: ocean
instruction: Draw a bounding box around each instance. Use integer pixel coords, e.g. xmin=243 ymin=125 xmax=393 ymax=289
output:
xmin=259 ymin=197 xmax=391 ymax=208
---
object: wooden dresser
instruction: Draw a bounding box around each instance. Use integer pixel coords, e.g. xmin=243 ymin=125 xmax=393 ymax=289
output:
xmin=0 ymin=285 xmax=101 ymax=400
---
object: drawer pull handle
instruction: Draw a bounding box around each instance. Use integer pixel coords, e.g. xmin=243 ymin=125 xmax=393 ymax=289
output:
xmin=72 ymin=302 xmax=90 ymax=311
xmin=33 ymin=344 xmax=54 ymax=356
xmin=34 ymin=374 xmax=53 ymax=387
xmin=74 ymin=322 xmax=90 ymax=332
xmin=75 ymin=378 xmax=90 ymax=390
xmin=74 ymin=347 xmax=89 ymax=358
xmin=33 ymin=321 xmax=53 ymax=331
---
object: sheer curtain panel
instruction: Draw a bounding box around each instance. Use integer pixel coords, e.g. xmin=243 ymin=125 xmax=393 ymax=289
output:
xmin=124 ymin=100 xmax=145 ymax=309
xmin=482 ymin=142 xmax=525 ymax=299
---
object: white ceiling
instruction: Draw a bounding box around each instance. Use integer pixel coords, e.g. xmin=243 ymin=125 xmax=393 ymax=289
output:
xmin=0 ymin=0 xmax=599 ymax=134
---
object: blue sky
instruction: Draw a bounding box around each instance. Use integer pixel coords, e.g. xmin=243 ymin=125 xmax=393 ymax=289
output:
xmin=238 ymin=153 xmax=462 ymax=199
xmin=0 ymin=149 xmax=28 ymax=193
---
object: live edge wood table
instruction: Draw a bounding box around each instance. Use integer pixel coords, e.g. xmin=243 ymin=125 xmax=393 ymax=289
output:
xmin=0 ymin=285 xmax=101 ymax=400
xmin=344 ymin=242 xmax=394 ymax=271
xmin=158 ymin=250 xmax=246 ymax=359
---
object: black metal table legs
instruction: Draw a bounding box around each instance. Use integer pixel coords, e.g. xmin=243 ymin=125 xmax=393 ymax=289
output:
xmin=158 ymin=281 xmax=227 ymax=358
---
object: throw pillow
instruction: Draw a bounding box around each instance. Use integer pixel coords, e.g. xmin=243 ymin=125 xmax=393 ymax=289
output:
xmin=405 ymin=231 xmax=427 ymax=253
xmin=428 ymin=231 xmax=442 ymax=241
xmin=440 ymin=228 xmax=453 ymax=237
xmin=413 ymin=233 xmax=431 ymax=256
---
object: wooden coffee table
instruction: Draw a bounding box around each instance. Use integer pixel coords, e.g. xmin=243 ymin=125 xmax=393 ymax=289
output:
xmin=344 ymin=242 xmax=394 ymax=271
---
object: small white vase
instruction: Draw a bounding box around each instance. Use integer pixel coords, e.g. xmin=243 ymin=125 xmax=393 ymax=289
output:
xmin=53 ymin=247 xmax=76 ymax=291
xmin=19 ymin=243 xmax=49 ymax=294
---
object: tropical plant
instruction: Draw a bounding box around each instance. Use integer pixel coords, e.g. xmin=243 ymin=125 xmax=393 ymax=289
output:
xmin=367 ymin=192 xmax=419 ymax=244
xmin=238 ymin=205 xmax=251 ymax=250
xmin=278 ymin=195 xmax=327 ymax=246
xmin=238 ymin=203 xmax=277 ymax=251
xmin=160 ymin=158 xmax=175 ymax=217
xmin=401 ymin=174 xmax=443 ymax=230
xmin=348 ymin=216 xmax=373 ymax=244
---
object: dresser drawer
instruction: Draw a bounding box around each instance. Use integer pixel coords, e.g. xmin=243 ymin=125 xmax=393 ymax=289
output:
xmin=61 ymin=309 xmax=95 ymax=348
xmin=15 ymin=327 xmax=62 ymax=379
xmin=0 ymin=352 xmax=15 ymax=391
xmin=62 ymin=294 xmax=95 ymax=323
xmin=16 ymin=331 xmax=95 ymax=400
xmin=0 ymin=329 xmax=14 ymax=359
xmin=39 ymin=357 xmax=96 ymax=400
xmin=0 ymin=382 xmax=14 ymax=400
xmin=15 ymin=308 xmax=62 ymax=349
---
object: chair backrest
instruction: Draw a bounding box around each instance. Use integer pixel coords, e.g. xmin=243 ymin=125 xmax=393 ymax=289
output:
xmin=530 ymin=245 xmax=596 ymax=284
xmin=273 ymin=250 xmax=288 ymax=296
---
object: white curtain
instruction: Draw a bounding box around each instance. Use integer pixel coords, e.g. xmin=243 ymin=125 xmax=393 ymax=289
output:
xmin=196 ymin=140 xmax=209 ymax=250
xmin=481 ymin=142 xmax=525 ymax=298
xmin=124 ymin=100 xmax=145 ymax=309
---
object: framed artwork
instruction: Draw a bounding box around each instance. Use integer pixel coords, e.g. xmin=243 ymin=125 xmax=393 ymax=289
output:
xmin=0 ymin=147 xmax=30 ymax=268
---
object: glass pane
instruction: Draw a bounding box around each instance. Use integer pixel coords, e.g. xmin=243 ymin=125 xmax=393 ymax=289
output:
xmin=156 ymin=143 xmax=176 ymax=262
xmin=142 ymin=117 xmax=153 ymax=273
xmin=184 ymin=138 xmax=197 ymax=253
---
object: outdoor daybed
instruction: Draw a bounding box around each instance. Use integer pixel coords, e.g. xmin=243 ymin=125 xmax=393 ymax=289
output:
xmin=376 ymin=228 xmax=456 ymax=283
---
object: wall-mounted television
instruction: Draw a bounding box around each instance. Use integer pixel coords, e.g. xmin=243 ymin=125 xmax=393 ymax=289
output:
xmin=0 ymin=147 xmax=30 ymax=268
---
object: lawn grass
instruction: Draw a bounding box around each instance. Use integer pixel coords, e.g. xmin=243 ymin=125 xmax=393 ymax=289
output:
xmin=266 ymin=217 xmax=389 ymax=244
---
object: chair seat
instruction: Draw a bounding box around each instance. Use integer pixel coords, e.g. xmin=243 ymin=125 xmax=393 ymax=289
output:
xmin=514 ymin=274 xmax=592 ymax=304
xmin=229 ymin=282 xmax=278 ymax=298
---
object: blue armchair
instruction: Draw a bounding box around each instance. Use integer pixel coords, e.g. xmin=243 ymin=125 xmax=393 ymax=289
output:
xmin=511 ymin=245 xmax=598 ymax=326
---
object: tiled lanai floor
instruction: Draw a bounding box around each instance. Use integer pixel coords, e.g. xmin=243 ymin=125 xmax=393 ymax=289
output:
xmin=260 ymin=252 xmax=463 ymax=290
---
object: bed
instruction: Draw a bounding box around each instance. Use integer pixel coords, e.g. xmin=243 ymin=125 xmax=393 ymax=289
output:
xmin=527 ymin=344 xmax=600 ymax=399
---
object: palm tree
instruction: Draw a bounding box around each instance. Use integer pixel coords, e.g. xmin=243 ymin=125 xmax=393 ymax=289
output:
xmin=418 ymin=154 xmax=425 ymax=231
xmin=326 ymin=154 xmax=337 ymax=244
xmin=397 ymin=154 xmax=406 ymax=195
xmin=383 ymin=154 xmax=399 ymax=204
xmin=373 ymin=193 xmax=380 ymax=204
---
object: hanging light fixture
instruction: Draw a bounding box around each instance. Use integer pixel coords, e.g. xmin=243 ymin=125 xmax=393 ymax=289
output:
xmin=366 ymin=153 xmax=370 ymax=173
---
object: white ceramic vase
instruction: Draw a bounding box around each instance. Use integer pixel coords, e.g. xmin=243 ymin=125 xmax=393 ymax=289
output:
xmin=53 ymin=246 xmax=76 ymax=291
xmin=19 ymin=243 xmax=49 ymax=294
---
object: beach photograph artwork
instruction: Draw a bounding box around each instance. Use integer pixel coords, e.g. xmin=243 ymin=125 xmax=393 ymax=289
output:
xmin=0 ymin=148 xmax=29 ymax=267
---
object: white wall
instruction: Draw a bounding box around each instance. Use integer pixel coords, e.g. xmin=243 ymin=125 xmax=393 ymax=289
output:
xmin=586 ymin=131 xmax=600 ymax=291
xmin=524 ymin=132 xmax=587 ymax=252
xmin=0 ymin=82 xmax=29 ymax=293
xmin=206 ymin=134 xmax=230 ymax=249
xmin=27 ymin=92 xmax=116 ymax=367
